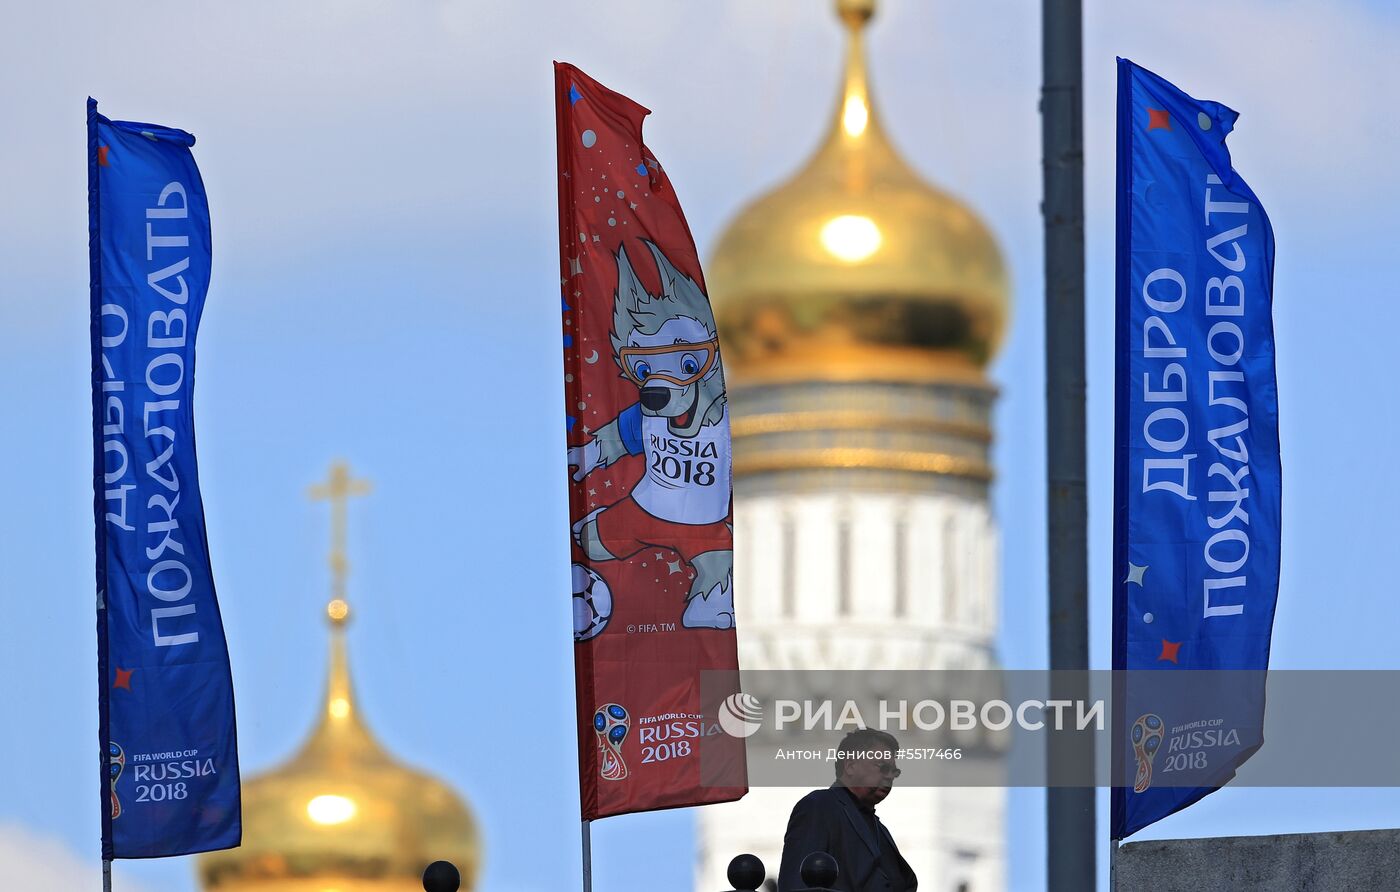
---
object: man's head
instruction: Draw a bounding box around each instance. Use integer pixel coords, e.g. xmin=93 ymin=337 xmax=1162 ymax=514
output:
xmin=834 ymin=728 xmax=901 ymax=808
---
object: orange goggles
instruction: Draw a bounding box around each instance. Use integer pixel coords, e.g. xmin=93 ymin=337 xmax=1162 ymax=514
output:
xmin=618 ymin=339 xmax=719 ymax=387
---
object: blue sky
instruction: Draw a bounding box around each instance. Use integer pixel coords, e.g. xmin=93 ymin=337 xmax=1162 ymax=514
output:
xmin=1 ymin=1 xmax=1398 ymax=890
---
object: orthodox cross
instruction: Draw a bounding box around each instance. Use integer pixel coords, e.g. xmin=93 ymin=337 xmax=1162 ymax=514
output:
xmin=308 ymin=461 xmax=371 ymax=625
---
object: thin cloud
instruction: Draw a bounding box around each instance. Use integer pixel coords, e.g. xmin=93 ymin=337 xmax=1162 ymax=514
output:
xmin=0 ymin=824 xmax=161 ymax=892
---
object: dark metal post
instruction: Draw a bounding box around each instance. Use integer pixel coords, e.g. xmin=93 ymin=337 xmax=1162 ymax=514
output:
xmin=725 ymin=853 xmax=766 ymax=891
xmin=422 ymin=860 xmax=461 ymax=892
xmin=1041 ymin=1 xmax=1096 ymax=890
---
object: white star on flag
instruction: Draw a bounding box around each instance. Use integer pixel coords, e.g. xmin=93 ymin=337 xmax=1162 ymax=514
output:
xmin=1124 ymin=563 xmax=1148 ymax=586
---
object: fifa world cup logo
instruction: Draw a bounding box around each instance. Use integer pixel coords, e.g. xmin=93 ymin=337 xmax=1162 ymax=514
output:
xmin=1131 ymin=714 xmax=1164 ymax=793
xmin=594 ymin=704 xmax=630 ymax=781
xmin=109 ymin=742 xmax=126 ymax=819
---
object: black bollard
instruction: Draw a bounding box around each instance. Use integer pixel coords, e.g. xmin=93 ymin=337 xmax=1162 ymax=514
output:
xmin=799 ymin=851 xmax=839 ymax=891
xmin=422 ymin=859 xmax=461 ymax=892
xmin=726 ymin=853 xmax=766 ymax=891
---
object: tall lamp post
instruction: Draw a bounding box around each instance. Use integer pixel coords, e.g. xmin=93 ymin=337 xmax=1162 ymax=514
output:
xmin=1041 ymin=0 xmax=1096 ymax=889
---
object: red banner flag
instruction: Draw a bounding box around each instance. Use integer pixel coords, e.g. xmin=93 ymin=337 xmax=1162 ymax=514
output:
xmin=555 ymin=62 xmax=747 ymax=820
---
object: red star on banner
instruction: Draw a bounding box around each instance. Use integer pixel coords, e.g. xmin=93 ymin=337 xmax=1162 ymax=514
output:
xmin=1158 ymin=640 xmax=1182 ymax=663
xmin=97 ymin=145 xmax=110 ymax=167
xmin=1147 ymin=108 xmax=1171 ymax=130
xmin=113 ymin=667 xmax=134 ymax=690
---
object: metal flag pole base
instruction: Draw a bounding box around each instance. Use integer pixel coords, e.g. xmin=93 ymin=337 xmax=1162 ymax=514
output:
xmin=581 ymin=818 xmax=593 ymax=892
xmin=1109 ymin=838 xmax=1119 ymax=891
xmin=103 ymin=858 xmax=112 ymax=892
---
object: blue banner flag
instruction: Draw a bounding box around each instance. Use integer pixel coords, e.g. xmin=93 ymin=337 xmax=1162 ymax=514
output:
xmin=89 ymin=99 xmax=240 ymax=858
xmin=1110 ymin=61 xmax=1281 ymax=840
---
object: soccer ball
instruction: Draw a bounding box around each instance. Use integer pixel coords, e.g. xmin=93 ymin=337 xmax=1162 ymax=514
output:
xmin=572 ymin=563 xmax=613 ymax=642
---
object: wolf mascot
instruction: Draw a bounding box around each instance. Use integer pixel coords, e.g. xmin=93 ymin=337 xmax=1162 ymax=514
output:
xmin=568 ymin=240 xmax=734 ymax=630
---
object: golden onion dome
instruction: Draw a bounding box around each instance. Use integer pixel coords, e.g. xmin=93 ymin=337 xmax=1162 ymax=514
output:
xmin=197 ymin=601 xmax=480 ymax=892
xmin=709 ymin=0 xmax=1009 ymax=382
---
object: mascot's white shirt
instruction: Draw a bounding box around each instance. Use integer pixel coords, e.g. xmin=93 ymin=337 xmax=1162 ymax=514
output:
xmin=632 ymin=404 xmax=731 ymax=525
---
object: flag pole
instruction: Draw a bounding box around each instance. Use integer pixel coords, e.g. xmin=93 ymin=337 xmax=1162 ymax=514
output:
xmin=103 ymin=858 xmax=111 ymax=892
xmin=1108 ymin=838 xmax=1118 ymax=891
xmin=581 ymin=819 xmax=593 ymax=892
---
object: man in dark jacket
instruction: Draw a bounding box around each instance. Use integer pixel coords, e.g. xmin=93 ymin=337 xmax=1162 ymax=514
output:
xmin=778 ymin=728 xmax=917 ymax=892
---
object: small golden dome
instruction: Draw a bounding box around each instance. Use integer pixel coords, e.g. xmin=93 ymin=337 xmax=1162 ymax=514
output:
xmin=709 ymin=0 xmax=1009 ymax=382
xmin=197 ymin=616 xmax=480 ymax=892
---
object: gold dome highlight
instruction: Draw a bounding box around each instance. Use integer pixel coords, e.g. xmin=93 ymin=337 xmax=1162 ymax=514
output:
xmin=197 ymin=464 xmax=480 ymax=892
xmin=197 ymin=617 xmax=481 ymax=892
xmin=709 ymin=0 xmax=1010 ymax=383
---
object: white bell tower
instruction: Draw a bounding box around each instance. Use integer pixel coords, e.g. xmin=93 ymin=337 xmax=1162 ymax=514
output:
xmin=696 ymin=1 xmax=1013 ymax=888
